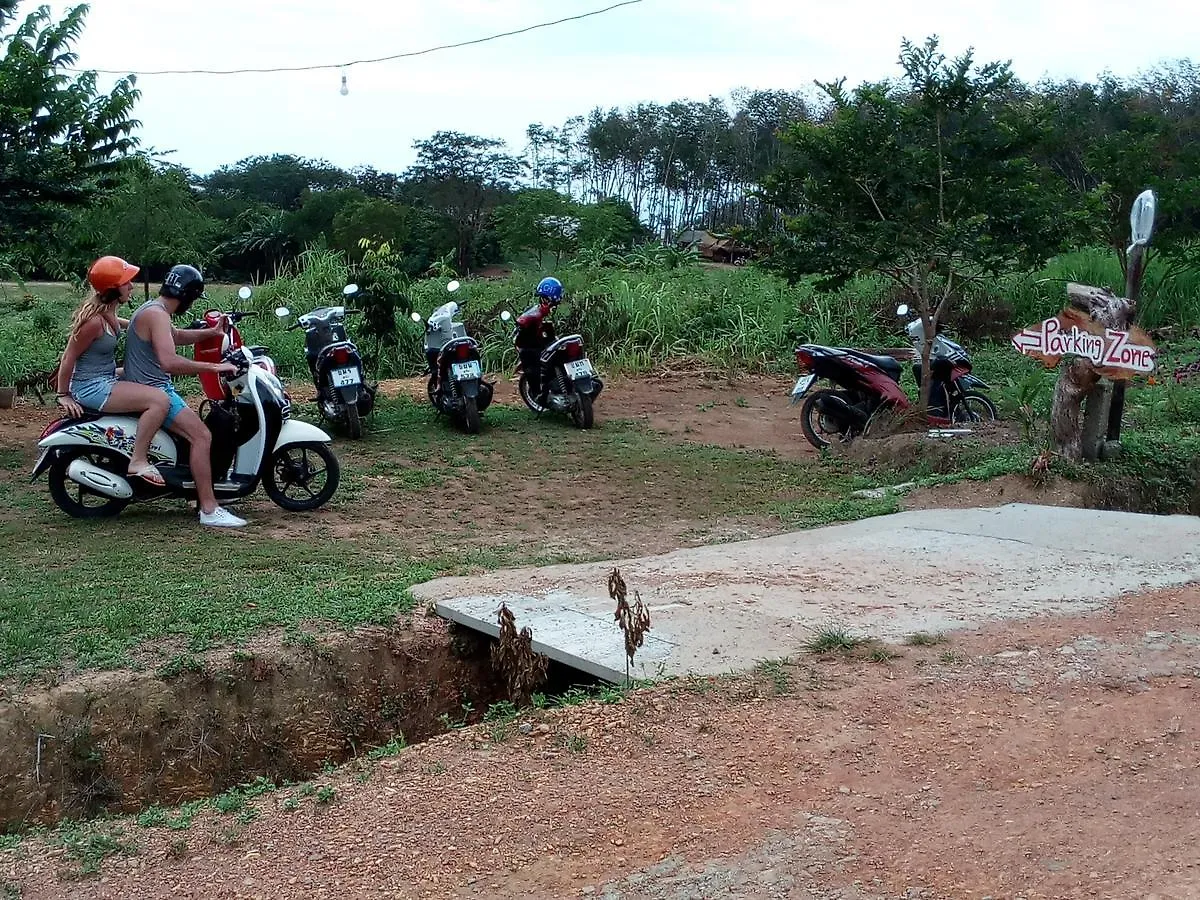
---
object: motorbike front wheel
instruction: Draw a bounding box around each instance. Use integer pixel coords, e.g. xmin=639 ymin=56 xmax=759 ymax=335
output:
xmin=264 ymin=442 xmax=341 ymax=512
xmin=47 ymin=449 xmax=129 ymax=519
xmin=951 ymin=391 xmax=999 ymax=425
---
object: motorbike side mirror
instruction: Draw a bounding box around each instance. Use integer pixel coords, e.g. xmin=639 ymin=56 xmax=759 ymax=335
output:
xmin=447 ymin=280 xmax=460 ymax=293
xmin=500 ymin=310 xmax=512 ymax=322
xmin=343 ymin=284 xmax=359 ymax=296
xmin=896 ymin=304 xmax=910 ymax=316
xmin=238 ymin=286 xmax=252 ymax=301
xmin=274 ymin=307 xmax=291 ymax=319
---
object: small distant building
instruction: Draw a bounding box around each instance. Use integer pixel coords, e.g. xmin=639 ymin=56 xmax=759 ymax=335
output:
xmin=675 ymin=228 xmax=755 ymax=265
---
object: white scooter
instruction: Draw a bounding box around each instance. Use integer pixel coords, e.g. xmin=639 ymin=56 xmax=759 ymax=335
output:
xmin=31 ymin=345 xmax=340 ymax=519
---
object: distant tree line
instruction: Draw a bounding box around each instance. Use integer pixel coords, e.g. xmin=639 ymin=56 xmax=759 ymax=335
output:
xmin=2 ymin=3 xmax=1197 ymax=291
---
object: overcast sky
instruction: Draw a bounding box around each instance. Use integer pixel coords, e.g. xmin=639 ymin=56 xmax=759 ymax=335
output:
xmin=30 ymin=0 xmax=1199 ymax=176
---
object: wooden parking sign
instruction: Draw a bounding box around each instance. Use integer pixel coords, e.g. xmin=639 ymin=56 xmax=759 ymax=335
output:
xmin=1012 ymin=306 xmax=1156 ymax=380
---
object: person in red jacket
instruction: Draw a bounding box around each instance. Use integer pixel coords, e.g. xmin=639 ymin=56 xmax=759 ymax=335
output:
xmin=515 ymin=276 xmax=563 ymax=402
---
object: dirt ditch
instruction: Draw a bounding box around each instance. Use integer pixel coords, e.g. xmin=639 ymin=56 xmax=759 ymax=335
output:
xmin=0 ymin=618 xmax=536 ymax=832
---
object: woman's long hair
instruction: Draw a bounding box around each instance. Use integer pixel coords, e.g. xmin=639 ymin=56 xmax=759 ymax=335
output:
xmin=68 ymin=288 xmax=121 ymax=339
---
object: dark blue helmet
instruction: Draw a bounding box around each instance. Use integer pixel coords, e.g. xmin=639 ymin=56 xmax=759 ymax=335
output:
xmin=534 ymin=276 xmax=563 ymax=305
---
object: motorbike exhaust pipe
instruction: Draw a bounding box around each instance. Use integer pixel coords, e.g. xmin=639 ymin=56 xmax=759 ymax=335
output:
xmin=815 ymin=393 xmax=868 ymax=427
xmin=67 ymin=459 xmax=133 ymax=499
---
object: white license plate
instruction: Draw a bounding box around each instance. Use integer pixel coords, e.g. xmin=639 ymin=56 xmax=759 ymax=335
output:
xmin=32 ymin=448 xmax=48 ymax=473
xmin=563 ymin=359 xmax=594 ymax=379
xmin=789 ymin=374 xmax=816 ymax=404
xmin=451 ymin=360 xmax=481 ymax=381
xmin=331 ymin=366 xmax=361 ymax=387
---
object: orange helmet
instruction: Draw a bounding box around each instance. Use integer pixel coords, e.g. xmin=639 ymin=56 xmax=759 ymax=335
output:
xmin=87 ymin=256 xmax=140 ymax=293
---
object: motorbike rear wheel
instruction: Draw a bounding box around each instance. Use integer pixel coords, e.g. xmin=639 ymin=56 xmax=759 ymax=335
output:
xmin=518 ymin=374 xmax=547 ymax=414
xmin=799 ymin=390 xmax=854 ymax=450
xmin=463 ymin=396 xmax=481 ymax=434
xmin=47 ymin=449 xmax=129 ymax=519
xmin=344 ymin=403 xmax=363 ymax=439
xmin=571 ymin=391 xmax=594 ymax=430
xmin=264 ymin=442 xmax=340 ymax=512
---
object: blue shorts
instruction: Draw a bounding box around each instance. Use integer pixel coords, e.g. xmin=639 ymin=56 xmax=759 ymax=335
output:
xmin=70 ymin=377 xmax=116 ymax=412
xmin=162 ymin=385 xmax=188 ymax=428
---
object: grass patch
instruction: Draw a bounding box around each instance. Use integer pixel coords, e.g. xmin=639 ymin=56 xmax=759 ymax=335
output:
xmin=904 ymin=631 xmax=949 ymax=647
xmin=803 ymin=625 xmax=865 ymax=655
xmin=50 ymin=821 xmax=136 ymax=878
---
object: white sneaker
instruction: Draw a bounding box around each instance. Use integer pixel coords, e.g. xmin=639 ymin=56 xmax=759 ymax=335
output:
xmin=199 ymin=506 xmax=247 ymax=528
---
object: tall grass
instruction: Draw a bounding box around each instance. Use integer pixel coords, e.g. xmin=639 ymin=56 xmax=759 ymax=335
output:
xmin=4 ymin=245 xmax=1197 ymax=384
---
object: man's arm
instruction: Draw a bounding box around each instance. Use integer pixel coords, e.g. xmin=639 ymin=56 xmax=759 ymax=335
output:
xmin=171 ymin=321 xmax=223 ymax=346
xmin=144 ymin=307 xmax=228 ymax=376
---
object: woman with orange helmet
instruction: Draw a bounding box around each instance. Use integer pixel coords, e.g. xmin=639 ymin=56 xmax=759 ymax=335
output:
xmin=54 ymin=256 xmax=170 ymax=486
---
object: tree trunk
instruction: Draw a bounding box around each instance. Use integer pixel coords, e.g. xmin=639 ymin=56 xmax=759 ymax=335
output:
xmin=1051 ymin=359 xmax=1100 ymax=461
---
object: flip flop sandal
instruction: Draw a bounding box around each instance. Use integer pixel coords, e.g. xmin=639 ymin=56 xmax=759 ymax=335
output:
xmin=128 ymin=464 xmax=166 ymax=488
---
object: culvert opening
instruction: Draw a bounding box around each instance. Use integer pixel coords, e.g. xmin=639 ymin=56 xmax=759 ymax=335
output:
xmin=0 ymin=619 xmax=608 ymax=834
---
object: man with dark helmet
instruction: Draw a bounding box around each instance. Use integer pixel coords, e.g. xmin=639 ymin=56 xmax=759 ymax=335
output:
xmin=123 ymin=264 xmax=246 ymax=527
xmin=515 ymin=276 xmax=564 ymax=403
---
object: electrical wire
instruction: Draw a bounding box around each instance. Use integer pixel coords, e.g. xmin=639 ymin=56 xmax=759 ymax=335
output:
xmin=73 ymin=0 xmax=646 ymax=77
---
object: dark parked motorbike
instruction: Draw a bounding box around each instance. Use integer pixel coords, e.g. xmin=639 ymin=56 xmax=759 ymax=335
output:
xmin=275 ymin=284 xmax=377 ymax=439
xmin=790 ymin=304 xmax=997 ymax=449
xmin=499 ymin=306 xmax=603 ymax=430
xmin=412 ymin=280 xmax=495 ymax=434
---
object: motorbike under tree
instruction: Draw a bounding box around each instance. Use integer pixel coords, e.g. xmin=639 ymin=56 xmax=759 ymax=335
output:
xmin=32 ymin=344 xmax=340 ymax=519
xmin=412 ymin=279 xmax=495 ymax=434
xmin=790 ymin=303 xmax=998 ymax=450
xmin=499 ymin=305 xmax=603 ymax=430
xmin=275 ymin=284 xmax=378 ymax=439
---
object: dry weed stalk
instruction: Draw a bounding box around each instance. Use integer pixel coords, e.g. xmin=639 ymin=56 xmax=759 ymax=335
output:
xmin=491 ymin=603 xmax=549 ymax=705
xmin=608 ymin=568 xmax=651 ymax=683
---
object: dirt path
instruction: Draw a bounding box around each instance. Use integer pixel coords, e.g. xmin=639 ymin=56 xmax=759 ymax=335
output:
xmin=374 ymin=371 xmax=813 ymax=459
xmin=5 ymin=584 xmax=1198 ymax=899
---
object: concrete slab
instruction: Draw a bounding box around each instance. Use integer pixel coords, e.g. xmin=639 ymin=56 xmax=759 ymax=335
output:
xmin=414 ymin=504 xmax=1200 ymax=682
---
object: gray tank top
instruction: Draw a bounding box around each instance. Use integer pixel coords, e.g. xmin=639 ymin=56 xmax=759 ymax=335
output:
xmin=70 ymin=320 xmax=119 ymax=385
xmin=123 ymin=299 xmax=171 ymax=389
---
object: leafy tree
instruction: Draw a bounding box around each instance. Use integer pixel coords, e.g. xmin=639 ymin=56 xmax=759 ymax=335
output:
xmin=402 ymin=131 xmax=521 ymax=271
xmin=351 ymin=165 xmax=402 ymax=199
xmin=494 ymin=188 xmax=579 ymax=264
xmin=202 ymin=154 xmax=351 ymax=210
xmin=289 ymin=187 xmax=366 ymax=248
xmin=71 ymin=155 xmax=218 ymax=290
xmin=0 ymin=2 xmax=140 ymax=269
xmin=331 ymin=198 xmax=410 ymax=258
xmin=577 ymin=197 xmax=648 ymax=249
xmin=762 ymin=36 xmax=1071 ymax=408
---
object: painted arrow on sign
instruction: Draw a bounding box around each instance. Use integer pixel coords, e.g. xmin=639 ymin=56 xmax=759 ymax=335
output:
xmin=1011 ymin=328 xmax=1043 ymax=353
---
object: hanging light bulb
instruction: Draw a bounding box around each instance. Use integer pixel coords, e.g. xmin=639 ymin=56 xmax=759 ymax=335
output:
xmin=339 ymin=70 xmax=349 ymax=96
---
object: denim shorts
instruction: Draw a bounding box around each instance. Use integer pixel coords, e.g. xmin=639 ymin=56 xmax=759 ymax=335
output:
xmin=70 ymin=376 xmax=116 ymax=412
xmin=161 ymin=385 xmax=188 ymax=428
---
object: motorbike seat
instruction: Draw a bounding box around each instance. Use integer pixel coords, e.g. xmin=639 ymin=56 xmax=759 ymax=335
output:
xmin=847 ymin=350 xmax=904 ymax=382
xmin=248 ymin=346 xmax=269 ymax=356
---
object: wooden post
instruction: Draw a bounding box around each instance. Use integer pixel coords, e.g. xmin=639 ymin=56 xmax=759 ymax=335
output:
xmin=1048 ymin=284 xmax=1136 ymax=461
xmin=1106 ymin=243 xmax=1145 ymax=444
xmin=1107 ymin=189 xmax=1157 ymax=446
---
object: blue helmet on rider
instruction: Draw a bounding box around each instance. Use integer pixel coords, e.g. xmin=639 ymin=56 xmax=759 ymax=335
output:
xmin=534 ymin=276 xmax=563 ymax=306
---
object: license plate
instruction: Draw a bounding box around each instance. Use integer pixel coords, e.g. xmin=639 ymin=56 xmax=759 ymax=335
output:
xmin=331 ymin=367 xmax=361 ymax=387
xmin=451 ymin=360 xmax=481 ymax=381
xmin=563 ymin=359 xmax=594 ymax=379
xmin=789 ymin=374 xmax=816 ymax=404
xmin=32 ymin=448 xmax=47 ymax=473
